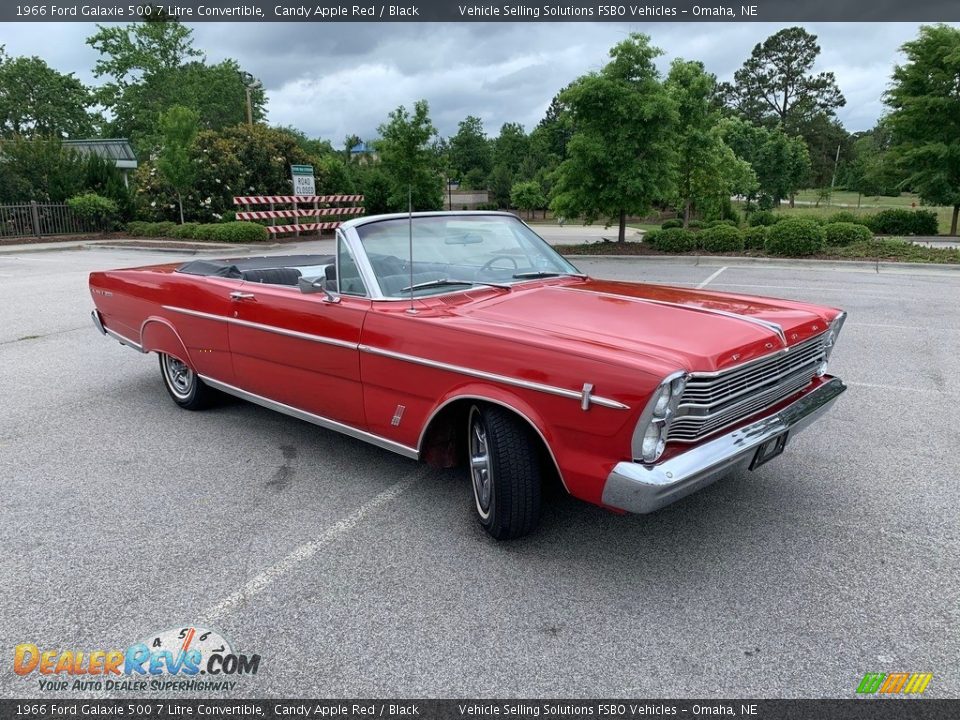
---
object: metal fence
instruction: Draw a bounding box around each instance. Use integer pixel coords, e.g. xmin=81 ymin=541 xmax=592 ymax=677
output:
xmin=0 ymin=201 xmax=104 ymax=239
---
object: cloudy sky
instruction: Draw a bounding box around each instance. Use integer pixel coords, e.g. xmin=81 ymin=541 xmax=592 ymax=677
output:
xmin=0 ymin=22 xmax=946 ymax=142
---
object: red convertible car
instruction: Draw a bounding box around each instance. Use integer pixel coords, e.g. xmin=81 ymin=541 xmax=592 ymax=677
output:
xmin=90 ymin=212 xmax=846 ymax=539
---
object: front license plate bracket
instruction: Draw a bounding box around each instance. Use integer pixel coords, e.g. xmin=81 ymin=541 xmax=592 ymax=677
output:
xmin=750 ymin=431 xmax=788 ymax=470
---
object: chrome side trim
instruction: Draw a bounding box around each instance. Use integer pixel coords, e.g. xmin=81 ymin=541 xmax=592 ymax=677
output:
xmin=161 ymin=305 xmax=359 ymax=351
xmin=359 ymin=344 xmax=630 ymax=411
xmin=199 ymin=375 xmax=419 ymax=460
xmin=416 ymin=394 xmax=569 ymax=493
xmin=557 ymin=287 xmax=789 ymax=347
xmin=104 ymin=326 xmax=143 ymax=353
xmin=602 ymin=377 xmax=846 ymax=514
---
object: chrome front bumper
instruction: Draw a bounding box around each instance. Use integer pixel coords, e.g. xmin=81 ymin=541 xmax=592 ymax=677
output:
xmin=601 ymin=377 xmax=846 ymax=514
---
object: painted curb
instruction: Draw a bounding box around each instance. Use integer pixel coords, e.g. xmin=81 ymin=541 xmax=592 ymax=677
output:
xmin=0 ymin=241 xmax=281 ymax=256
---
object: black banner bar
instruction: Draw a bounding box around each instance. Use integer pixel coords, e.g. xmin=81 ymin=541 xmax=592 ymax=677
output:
xmin=2 ymin=700 xmax=959 ymax=720
xmin=4 ymin=0 xmax=960 ymax=22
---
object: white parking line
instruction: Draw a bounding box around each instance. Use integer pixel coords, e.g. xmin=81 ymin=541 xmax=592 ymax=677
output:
xmin=199 ymin=473 xmax=422 ymax=622
xmin=847 ymin=380 xmax=953 ymax=395
xmin=697 ymin=266 xmax=727 ymax=288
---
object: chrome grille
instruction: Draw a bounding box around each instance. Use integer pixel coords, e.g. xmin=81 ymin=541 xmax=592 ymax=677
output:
xmin=668 ymin=333 xmax=827 ymax=443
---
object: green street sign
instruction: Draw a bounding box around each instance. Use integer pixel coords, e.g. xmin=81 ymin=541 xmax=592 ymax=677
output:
xmin=290 ymin=164 xmax=314 ymax=176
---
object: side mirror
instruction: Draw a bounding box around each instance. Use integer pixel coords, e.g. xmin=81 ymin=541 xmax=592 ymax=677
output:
xmin=298 ymin=277 xmax=341 ymax=304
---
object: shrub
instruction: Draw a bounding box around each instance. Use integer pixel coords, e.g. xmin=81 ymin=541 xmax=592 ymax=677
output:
xmin=824 ymin=222 xmax=873 ymax=246
xmin=647 ymin=227 xmax=698 ymax=253
xmin=867 ymin=208 xmax=938 ymax=236
xmin=125 ymin=221 xmax=150 ymax=236
xmin=704 ymin=219 xmax=739 ymax=229
xmin=661 ymin=218 xmax=683 ymax=229
xmin=145 ymin=221 xmax=176 ymax=237
xmin=192 ymin=224 xmax=220 ymax=241
xmin=765 ymin=218 xmax=826 ymax=256
xmin=122 ymin=220 xmax=267 ymax=242
xmin=67 ymin=193 xmax=119 ymax=230
xmin=742 ymin=225 xmax=768 ymax=250
xmin=170 ymin=223 xmax=200 ymax=239
xmin=699 ymin=224 xmax=744 ymax=252
xmin=827 ymin=210 xmax=870 ymax=226
xmin=687 ymin=219 xmax=703 ymax=230
xmin=210 ymin=221 xmax=268 ymax=243
xmin=748 ymin=210 xmax=778 ymax=227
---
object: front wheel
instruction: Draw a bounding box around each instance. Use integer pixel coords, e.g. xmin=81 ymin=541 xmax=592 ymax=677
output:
xmin=468 ymin=404 xmax=542 ymax=540
xmin=159 ymin=353 xmax=214 ymax=410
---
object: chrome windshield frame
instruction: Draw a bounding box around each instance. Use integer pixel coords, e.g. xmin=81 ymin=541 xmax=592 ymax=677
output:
xmin=339 ymin=211 xmax=582 ymax=302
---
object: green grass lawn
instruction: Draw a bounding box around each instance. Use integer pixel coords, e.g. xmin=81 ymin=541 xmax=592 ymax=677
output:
xmin=758 ymin=190 xmax=957 ymax=235
xmin=790 ymin=189 xmax=922 ymax=208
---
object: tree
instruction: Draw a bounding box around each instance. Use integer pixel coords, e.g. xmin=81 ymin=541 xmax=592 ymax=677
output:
xmin=0 ymin=50 xmax=96 ymax=138
xmin=844 ymin=124 xmax=904 ymax=199
xmin=666 ymin=59 xmax=755 ymax=227
xmin=550 ymin=34 xmax=676 ymax=242
xmin=87 ymin=20 xmax=265 ymax=150
xmin=719 ymin=27 xmax=845 ymax=135
xmin=448 ymin=115 xmax=491 ymax=186
xmin=135 ymin=124 xmax=332 ymax=222
xmin=722 ymin=118 xmax=809 ymax=208
xmin=156 ymin=106 xmax=199 ymax=223
xmin=493 ymin=122 xmax=530 ymax=178
xmin=803 ymin=115 xmax=853 ymax=190
xmin=375 ymin=100 xmax=443 ymax=211
xmin=510 ymin=180 xmax=546 ymax=219
xmin=0 ymin=138 xmax=85 ymax=202
xmin=885 ymin=24 xmax=960 ymax=234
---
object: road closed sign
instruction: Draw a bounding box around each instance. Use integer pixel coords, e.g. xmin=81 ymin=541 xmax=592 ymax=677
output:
xmin=291 ymin=164 xmax=315 ymax=196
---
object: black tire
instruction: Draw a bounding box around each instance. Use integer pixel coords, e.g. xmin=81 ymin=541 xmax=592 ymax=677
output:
xmin=467 ymin=404 xmax=542 ymax=539
xmin=158 ymin=353 xmax=214 ymax=410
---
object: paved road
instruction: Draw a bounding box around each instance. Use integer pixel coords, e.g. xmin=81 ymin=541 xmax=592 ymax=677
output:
xmin=1 ymin=247 xmax=958 ymax=699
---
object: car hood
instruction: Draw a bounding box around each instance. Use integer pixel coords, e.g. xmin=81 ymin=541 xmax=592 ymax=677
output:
xmin=453 ymin=278 xmax=837 ymax=373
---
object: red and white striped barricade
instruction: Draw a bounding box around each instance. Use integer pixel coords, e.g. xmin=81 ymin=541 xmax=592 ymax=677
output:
xmin=233 ymin=195 xmax=365 ymax=238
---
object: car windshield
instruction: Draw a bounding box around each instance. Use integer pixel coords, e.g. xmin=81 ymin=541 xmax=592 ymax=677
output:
xmin=355 ymin=214 xmax=581 ymax=298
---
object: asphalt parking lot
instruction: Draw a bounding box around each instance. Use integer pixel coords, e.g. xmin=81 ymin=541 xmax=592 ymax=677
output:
xmin=0 ymin=243 xmax=958 ymax=699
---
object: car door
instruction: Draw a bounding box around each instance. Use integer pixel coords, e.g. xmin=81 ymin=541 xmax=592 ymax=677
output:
xmin=226 ymin=243 xmax=370 ymax=428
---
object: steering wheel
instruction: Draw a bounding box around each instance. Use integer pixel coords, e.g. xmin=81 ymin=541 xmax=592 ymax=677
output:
xmin=478 ymin=255 xmax=519 ymax=274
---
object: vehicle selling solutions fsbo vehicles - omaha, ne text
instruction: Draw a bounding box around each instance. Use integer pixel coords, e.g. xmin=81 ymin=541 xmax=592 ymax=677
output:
xmin=89 ymin=212 xmax=847 ymax=539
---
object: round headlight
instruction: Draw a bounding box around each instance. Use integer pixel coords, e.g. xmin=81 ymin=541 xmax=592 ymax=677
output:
xmin=653 ymin=385 xmax=672 ymax=416
xmin=641 ymin=422 xmax=662 ymax=462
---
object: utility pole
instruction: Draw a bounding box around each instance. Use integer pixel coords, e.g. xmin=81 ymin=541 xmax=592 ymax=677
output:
xmin=828 ymin=142 xmax=841 ymax=207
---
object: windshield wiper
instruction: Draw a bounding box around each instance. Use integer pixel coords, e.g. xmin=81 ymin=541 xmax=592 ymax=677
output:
xmin=512 ymin=270 xmax=587 ymax=279
xmin=400 ymin=278 xmax=511 ymax=293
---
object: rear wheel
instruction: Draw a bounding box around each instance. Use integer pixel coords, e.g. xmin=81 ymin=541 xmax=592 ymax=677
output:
xmin=159 ymin=353 xmax=214 ymax=410
xmin=468 ymin=404 xmax=542 ymax=539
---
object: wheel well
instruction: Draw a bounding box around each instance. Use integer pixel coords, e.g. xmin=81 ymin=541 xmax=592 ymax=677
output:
xmin=419 ymin=397 xmax=564 ymax=491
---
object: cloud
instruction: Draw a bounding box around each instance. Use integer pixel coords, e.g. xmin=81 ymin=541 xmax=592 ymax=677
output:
xmin=0 ymin=21 xmax=953 ymax=142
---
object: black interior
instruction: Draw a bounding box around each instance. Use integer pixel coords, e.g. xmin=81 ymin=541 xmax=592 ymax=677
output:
xmin=177 ymin=255 xmax=333 ymax=277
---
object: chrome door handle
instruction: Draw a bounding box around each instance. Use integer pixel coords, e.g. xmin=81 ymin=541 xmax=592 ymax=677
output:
xmin=230 ymin=291 xmax=256 ymax=301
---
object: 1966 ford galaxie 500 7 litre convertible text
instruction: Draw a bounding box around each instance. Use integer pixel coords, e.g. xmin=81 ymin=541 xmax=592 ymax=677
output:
xmin=90 ymin=211 xmax=846 ymax=539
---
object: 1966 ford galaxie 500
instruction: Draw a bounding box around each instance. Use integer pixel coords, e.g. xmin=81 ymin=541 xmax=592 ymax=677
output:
xmin=90 ymin=211 xmax=846 ymax=539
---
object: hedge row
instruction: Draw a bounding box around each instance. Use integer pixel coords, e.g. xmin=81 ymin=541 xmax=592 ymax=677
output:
xmin=646 ymin=218 xmax=876 ymax=256
xmin=126 ymin=221 xmax=268 ymax=243
xmin=742 ymin=208 xmax=938 ymax=235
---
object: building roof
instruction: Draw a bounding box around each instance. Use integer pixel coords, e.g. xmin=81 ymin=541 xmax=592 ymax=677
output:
xmin=63 ymin=138 xmax=138 ymax=169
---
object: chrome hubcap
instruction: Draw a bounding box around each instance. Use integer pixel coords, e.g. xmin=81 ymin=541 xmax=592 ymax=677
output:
xmin=469 ymin=409 xmax=492 ymax=519
xmin=163 ymin=355 xmax=194 ymax=399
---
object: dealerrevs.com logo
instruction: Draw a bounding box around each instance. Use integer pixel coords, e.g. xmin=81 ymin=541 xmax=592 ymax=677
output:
xmin=856 ymin=672 xmax=933 ymax=696
xmin=13 ymin=626 xmax=260 ymax=692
